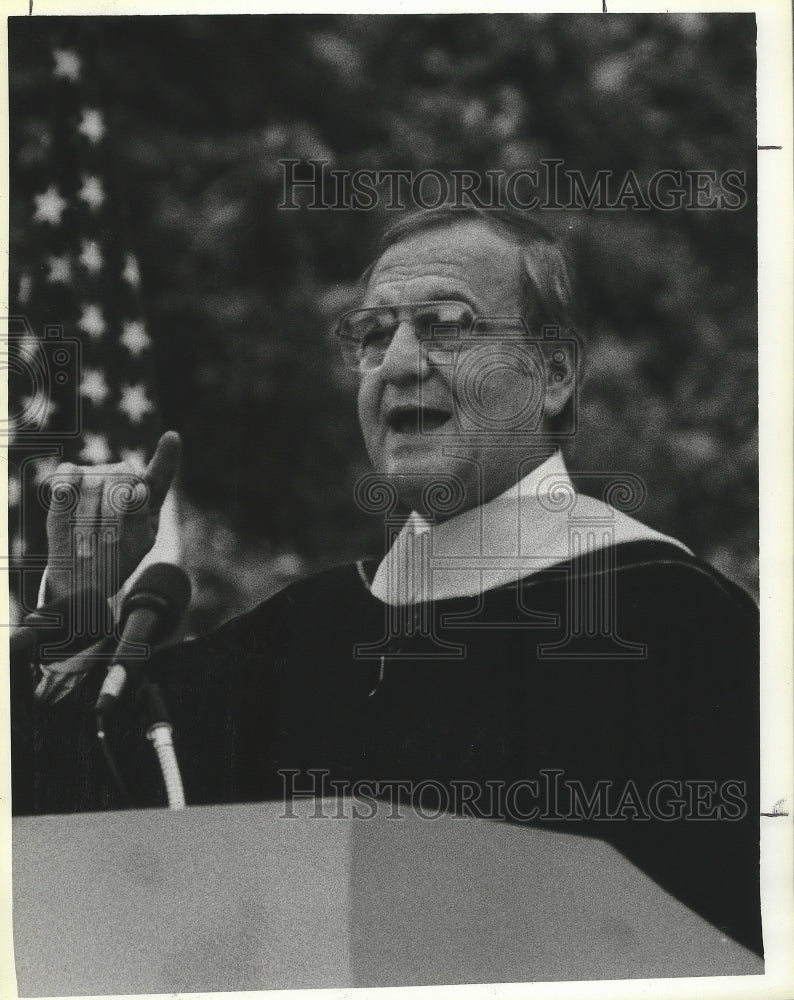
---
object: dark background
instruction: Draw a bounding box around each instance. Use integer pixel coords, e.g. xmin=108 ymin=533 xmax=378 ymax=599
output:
xmin=9 ymin=13 xmax=758 ymax=629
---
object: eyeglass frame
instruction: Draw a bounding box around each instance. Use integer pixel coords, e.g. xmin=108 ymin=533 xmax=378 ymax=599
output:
xmin=332 ymin=299 xmax=538 ymax=373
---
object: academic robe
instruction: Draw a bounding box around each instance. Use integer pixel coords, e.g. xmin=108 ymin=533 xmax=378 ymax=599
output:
xmin=10 ymin=538 xmax=762 ymax=955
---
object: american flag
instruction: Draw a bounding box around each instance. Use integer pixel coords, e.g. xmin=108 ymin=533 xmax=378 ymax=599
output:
xmin=8 ymin=24 xmax=165 ymax=615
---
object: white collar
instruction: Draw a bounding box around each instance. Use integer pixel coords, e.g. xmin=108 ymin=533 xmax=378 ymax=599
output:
xmin=369 ymin=452 xmax=690 ymax=605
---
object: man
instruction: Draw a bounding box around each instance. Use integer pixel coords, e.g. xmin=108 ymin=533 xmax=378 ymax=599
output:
xmin=11 ymin=206 xmax=761 ymax=956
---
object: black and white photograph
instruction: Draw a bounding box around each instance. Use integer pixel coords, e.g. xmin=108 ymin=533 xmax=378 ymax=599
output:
xmin=4 ymin=2 xmax=792 ymax=997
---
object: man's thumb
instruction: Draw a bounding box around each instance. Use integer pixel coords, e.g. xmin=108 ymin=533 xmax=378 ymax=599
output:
xmin=142 ymin=431 xmax=182 ymax=508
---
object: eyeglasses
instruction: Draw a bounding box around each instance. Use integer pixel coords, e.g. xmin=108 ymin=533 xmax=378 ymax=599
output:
xmin=334 ymin=300 xmax=476 ymax=372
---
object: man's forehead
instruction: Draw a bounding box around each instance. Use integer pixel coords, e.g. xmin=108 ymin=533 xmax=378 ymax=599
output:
xmin=364 ymin=219 xmax=523 ymax=307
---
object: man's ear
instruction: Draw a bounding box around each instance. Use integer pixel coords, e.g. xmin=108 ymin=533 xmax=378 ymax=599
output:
xmin=541 ymin=341 xmax=576 ymax=419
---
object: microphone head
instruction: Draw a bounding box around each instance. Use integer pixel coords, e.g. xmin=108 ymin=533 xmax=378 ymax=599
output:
xmin=119 ymin=563 xmax=192 ymax=640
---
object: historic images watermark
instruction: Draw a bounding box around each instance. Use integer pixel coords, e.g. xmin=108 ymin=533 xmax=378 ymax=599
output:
xmin=278 ymin=769 xmax=749 ymax=822
xmin=279 ymin=159 xmax=749 ymax=212
xmin=5 ymin=314 xmax=150 ymax=648
xmin=340 ymin=306 xmax=649 ymax=662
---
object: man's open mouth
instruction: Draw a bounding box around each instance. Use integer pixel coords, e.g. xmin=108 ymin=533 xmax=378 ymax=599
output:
xmin=385 ymin=405 xmax=452 ymax=433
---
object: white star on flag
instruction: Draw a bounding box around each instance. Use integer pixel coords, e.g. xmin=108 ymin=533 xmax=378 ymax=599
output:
xmin=33 ymin=456 xmax=61 ymax=486
xmin=79 ymin=432 xmax=113 ymax=464
xmin=33 ymin=186 xmax=68 ymax=225
xmin=21 ymin=393 xmax=58 ymax=427
xmin=77 ymin=108 xmax=105 ymax=143
xmin=79 ymin=368 xmax=110 ymax=405
xmin=120 ymin=448 xmax=147 ymax=472
xmin=9 ymin=475 xmax=21 ymax=508
xmin=41 ymin=396 xmax=59 ymax=425
xmin=19 ymin=332 xmax=40 ymax=360
xmin=78 ymin=175 xmax=105 ymax=210
xmin=78 ymin=304 xmax=107 ymax=339
xmin=53 ymin=49 xmax=81 ymax=82
xmin=79 ymin=239 xmax=104 ymax=274
xmin=120 ymin=320 xmax=151 ymax=356
xmin=47 ymin=255 xmax=72 ymax=283
xmin=122 ymin=253 xmax=141 ymax=288
xmin=18 ymin=274 xmax=33 ymax=304
xmin=119 ymin=384 xmax=154 ymax=424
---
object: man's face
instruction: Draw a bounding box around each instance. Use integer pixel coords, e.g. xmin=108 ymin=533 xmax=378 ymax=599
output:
xmin=357 ymin=219 xmax=550 ymax=515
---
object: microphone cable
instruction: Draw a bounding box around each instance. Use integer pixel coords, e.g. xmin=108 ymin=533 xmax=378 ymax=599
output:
xmin=140 ymin=680 xmax=186 ymax=810
xmin=95 ymin=684 xmax=186 ymax=810
xmin=91 ymin=562 xmax=191 ymax=809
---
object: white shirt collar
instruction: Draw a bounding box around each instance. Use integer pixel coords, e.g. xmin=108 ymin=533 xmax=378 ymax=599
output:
xmin=369 ymin=451 xmax=689 ymax=605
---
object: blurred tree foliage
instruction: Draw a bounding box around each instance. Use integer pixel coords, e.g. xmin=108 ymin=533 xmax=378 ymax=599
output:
xmin=9 ymin=13 xmax=758 ymax=621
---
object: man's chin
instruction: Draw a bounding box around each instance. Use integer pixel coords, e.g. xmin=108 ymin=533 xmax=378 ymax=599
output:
xmin=377 ymin=458 xmax=470 ymax=518
xmin=382 ymin=452 xmax=446 ymax=482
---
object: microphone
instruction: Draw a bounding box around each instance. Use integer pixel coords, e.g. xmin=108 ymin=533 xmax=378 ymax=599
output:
xmin=11 ymin=588 xmax=110 ymax=665
xmin=95 ymin=563 xmax=191 ymax=716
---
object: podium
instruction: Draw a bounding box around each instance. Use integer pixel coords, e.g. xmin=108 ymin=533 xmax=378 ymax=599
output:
xmin=12 ymin=800 xmax=762 ymax=994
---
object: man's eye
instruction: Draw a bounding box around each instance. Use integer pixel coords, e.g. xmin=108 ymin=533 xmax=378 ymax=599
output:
xmin=361 ymin=324 xmax=394 ymax=347
xmin=415 ymin=305 xmax=472 ymax=342
xmin=435 ymin=303 xmax=473 ymax=326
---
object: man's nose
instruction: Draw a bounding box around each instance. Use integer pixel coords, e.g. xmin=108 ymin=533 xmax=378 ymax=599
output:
xmin=378 ymin=319 xmax=429 ymax=382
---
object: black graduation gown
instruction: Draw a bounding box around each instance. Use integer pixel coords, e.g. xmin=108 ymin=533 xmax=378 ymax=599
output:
xmin=10 ymin=539 xmax=762 ymax=955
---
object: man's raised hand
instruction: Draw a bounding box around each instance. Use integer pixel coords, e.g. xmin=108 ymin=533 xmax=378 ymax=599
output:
xmin=45 ymin=431 xmax=182 ymax=603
